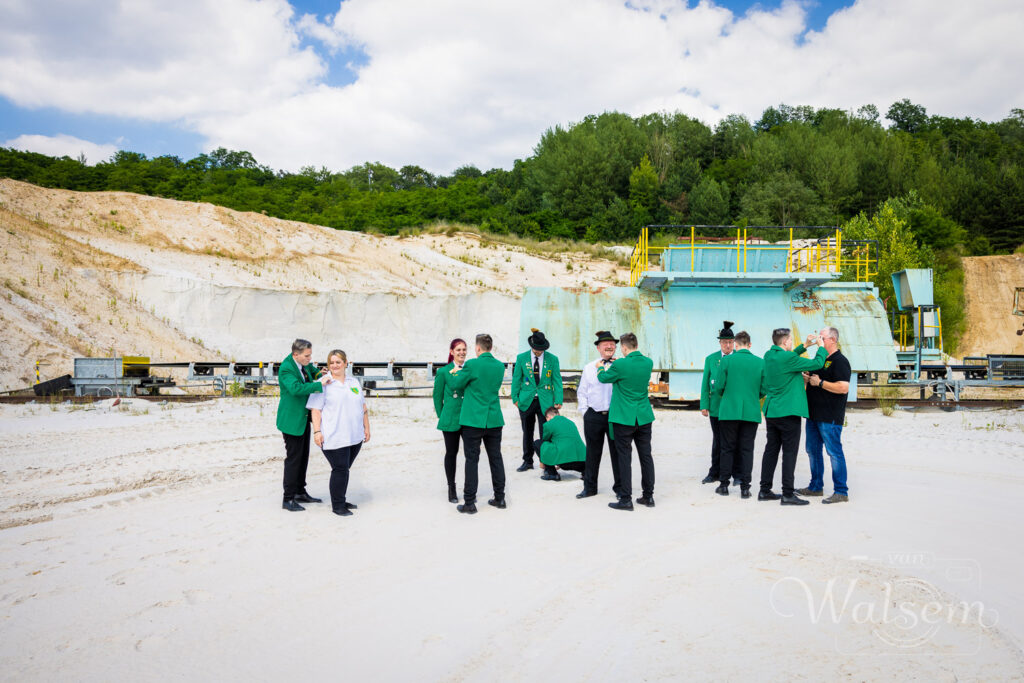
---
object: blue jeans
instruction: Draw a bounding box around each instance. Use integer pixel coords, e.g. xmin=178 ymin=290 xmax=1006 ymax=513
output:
xmin=805 ymin=420 xmax=848 ymax=495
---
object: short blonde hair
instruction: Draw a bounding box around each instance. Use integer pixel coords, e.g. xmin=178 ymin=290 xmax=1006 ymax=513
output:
xmin=327 ymin=349 xmax=347 ymax=364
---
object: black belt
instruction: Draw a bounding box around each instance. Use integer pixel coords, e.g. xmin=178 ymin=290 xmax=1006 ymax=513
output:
xmin=587 ymin=408 xmax=609 ymax=415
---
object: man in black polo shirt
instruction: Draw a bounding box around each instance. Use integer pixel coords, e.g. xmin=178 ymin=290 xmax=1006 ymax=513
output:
xmin=799 ymin=326 xmax=851 ymax=504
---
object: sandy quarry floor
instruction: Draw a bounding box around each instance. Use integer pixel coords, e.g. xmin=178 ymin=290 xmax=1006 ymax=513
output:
xmin=1 ymin=399 xmax=1022 ymax=681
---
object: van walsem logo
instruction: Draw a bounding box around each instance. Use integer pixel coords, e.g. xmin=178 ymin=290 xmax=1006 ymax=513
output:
xmin=768 ymin=555 xmax=998 ymax=653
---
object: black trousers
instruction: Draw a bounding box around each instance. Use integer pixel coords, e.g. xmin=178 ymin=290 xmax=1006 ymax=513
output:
xmin=612 ymin=421 xmax=654 ymax=500
xmin=761 ymin=415 xmax=802 ymax=496
xmin=518 ymin=398 xmax=546 ymax=463
xmin=707 ymin=416 xmax=743 ymax=481
xmin=322 ymin=442 xmax=361 ymax=511
xmin=442 ymin=429 xmax=461 ymax=486
xmin=533 ymin=439 xmax=585 ymax=474
xmin=719 ymin=420 xmax=758 ymax=486
xmin=462 ymin=426 xmax=506 ymax=504
xmin=583 ymin=409 xmax=621 ymax=495
xmin=281 ymin=423 xmax=311 ymax=499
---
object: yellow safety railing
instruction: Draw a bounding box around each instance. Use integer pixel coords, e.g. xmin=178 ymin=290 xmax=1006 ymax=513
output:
xmin=629 ymin=226 xmax=877 ymax=284
xmin=897 ymin=307 xmax=944 ymax=352
xmin=629 ymin=226 xmax=649 ymax=286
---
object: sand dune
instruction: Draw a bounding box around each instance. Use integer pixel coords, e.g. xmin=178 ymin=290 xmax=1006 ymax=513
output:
xmin=0 ymin=179 xmax=627 ymax=389
xmin=961 ymin=255 xmax=1024 ymax=358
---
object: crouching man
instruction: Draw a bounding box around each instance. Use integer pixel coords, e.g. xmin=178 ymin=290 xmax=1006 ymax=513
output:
xmin=534 ymin=407 xmax=586 ymax=481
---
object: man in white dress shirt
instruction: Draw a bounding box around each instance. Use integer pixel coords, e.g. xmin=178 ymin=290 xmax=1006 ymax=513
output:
xmin=575 ymin=330 xmax=623 ymax=499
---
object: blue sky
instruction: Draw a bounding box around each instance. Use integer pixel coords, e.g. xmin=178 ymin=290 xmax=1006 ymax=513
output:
xmin=0 ymin=0 xmax=1018 ymax=173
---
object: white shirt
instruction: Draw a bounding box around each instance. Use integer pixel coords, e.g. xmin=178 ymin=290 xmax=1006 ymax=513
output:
xmin=306 ymin=376 xmax=365 ymax=449
xmin=577 ymin=357 xmax=613 ymax=414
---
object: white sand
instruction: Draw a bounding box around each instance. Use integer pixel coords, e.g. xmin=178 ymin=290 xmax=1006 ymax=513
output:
xmin=1 ymin=399 xmax=1023 ymax=681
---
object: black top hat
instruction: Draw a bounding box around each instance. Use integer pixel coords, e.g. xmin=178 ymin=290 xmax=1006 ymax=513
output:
xmin=527 ymin=328 xmax=550 ymax=351
xmin=718 ymin=321 xmax=735 ymax=340
xmin=594 ymin=330 xmax=619 ymax=345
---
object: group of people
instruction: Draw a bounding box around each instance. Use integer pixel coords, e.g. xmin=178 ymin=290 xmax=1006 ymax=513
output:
xmin=700 ymin=321 xmax=851 ymax=504
xmin=274 ymin=318 xmax=851 ymax=517
xmin=432 ymin=328 xmax=655 ymax=512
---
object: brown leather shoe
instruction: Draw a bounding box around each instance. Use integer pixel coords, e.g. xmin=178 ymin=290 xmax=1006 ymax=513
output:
xmin=822 ymin=494 xmax=849 ymax=504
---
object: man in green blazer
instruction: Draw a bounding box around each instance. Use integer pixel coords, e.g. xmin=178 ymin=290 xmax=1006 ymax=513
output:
xmin=712 ymin=331 xmax=765 ymax=499
xmin=700 ymin=321 xmax=740 ymax=486
xmin=597 ymin=332 xmax=655 ymax=511
xmin=276 ymin=338 xmax=326 ymax=511
xmin=759 ymin=328 xmax=827 ymax=505
xmin=534 ymin=407 xmax=586 ymax=481
xmin=448 ymin=333 xmax=507 ymax=514
xmin=510 ymin=328 xmax=563 ymax=473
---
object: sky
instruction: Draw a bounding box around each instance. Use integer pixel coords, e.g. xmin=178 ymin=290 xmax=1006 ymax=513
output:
xmin=0 ymin=0 xmax=1021 ymax=174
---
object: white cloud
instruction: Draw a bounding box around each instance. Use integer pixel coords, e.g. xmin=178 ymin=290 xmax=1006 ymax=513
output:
xmin=0 ymin=0 xmax=323 ymax=120
xmin=2 ymin=0 xmax=1023 ymax=173
xmin=3 ymin=134 xmax=119 ymax=164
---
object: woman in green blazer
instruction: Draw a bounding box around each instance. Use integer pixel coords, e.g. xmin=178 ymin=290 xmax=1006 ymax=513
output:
xmin=433 ymin=338 xmax=467 ymax=503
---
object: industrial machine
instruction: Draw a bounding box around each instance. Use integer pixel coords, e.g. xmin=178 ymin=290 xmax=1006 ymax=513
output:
xmin=520 ymin=225 xmax=898 ymax=402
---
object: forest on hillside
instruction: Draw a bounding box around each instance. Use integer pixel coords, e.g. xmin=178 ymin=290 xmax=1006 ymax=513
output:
xmin=2 ymin=100 xmax=1022 ymax=253
xmin=3 ymin=100 xmax=1024 ymax=353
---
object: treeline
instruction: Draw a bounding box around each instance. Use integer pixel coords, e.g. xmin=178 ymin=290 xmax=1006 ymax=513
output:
xmin=1 ymin=101 xmax=1023 ymax=254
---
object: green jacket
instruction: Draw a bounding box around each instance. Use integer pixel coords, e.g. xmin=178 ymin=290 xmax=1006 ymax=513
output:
xmin=700 ymin=350 xmax=730 ymax=416
xmin=762 ymin=344 xmax=827 ymax=419
xmin=713 ymin=348 xmax=766 ymax=423
xmin=449 ymin=352 xmax=506 ymax=429
xmin=538 ymin=415 xmax=586 ymax=466
xmin=510 ymin=350 xmax=563 ymax=411
xmin=597 ymin=350 xmax=655 ymax=427
xmin=432 ymin=362 xmax=464 ymax=432
xmin=275 ymin=354 xmax=323 ymax=436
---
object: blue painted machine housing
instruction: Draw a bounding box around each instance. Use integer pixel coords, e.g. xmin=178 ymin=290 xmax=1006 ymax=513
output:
xmin=520 ymin=238 xmax=898 ymax=401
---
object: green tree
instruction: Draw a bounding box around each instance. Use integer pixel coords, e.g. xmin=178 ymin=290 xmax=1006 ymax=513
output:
xmin=739 ymin=172 xmax=827 ymax=225
xmin=687 ymin=177 xmax=731 ymax=224
xmin=886 ymin=99 xmax=928 ymax=133
xmin=628 ymin=154 xmax=660 ymax=227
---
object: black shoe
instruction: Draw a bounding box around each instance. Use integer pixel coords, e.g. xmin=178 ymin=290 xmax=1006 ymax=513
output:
xmin=448 ymin=484 xmax=458 ymax=504
xmin=282 ymin=498 xmax=305 ymax=512
xmin=332 ymin=507 xmax=353 ymax=516
xmin=576 ymin=489 xmax=598 ymax=499
xmin=488 ymin=498 xmax=507 ymax=509
xmin=608 ymin=498 xmax=634 ymax=511
xmin=715 ymin=484 xmax=729 ymax=496
xmin=701 ymin=475 xmax=717 ymax=484
xmin=344 ymin=502 xmax=358 ymax=510
xmin=294 ymin=492 xmax=322 ymax=504
xmin=540 ymin=471 xmax=561 ymax=481
xmin=457 ymin=502 xmax=477 ymax=514
xmin=781 ymin=494 xmax=810 ymax=506
xmin=741 ymin=486 xmax=752 ymax=499
xmin=636 ymin=495 xmax=655 ymax=507
xmin=758 ymin=490 xmax=781 ymax=501
xmin=516 ymin=462 xmax=534 ymax=472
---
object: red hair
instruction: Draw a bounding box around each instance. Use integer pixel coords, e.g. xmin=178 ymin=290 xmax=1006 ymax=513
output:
xmin=447 ymin=338 xmax=467 ymax=364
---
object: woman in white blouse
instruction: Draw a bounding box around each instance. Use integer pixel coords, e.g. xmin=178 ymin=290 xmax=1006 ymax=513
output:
xmin=307 ymin=349 xmax=371 ymax=516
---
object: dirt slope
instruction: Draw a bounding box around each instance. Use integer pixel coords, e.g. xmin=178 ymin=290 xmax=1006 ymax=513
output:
xmin=960 ymin=255 xmax=1024 ymax=358
xmin=0 ymin=179 xmax=628 ymax=390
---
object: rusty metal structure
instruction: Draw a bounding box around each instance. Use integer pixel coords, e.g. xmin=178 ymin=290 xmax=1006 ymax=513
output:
xmin=520 ymin=225 xmax=898 ymax=401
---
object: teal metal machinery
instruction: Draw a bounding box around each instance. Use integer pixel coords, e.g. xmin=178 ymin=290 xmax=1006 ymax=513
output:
xmin=519 ymin=226 xmax=899 ymax=401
